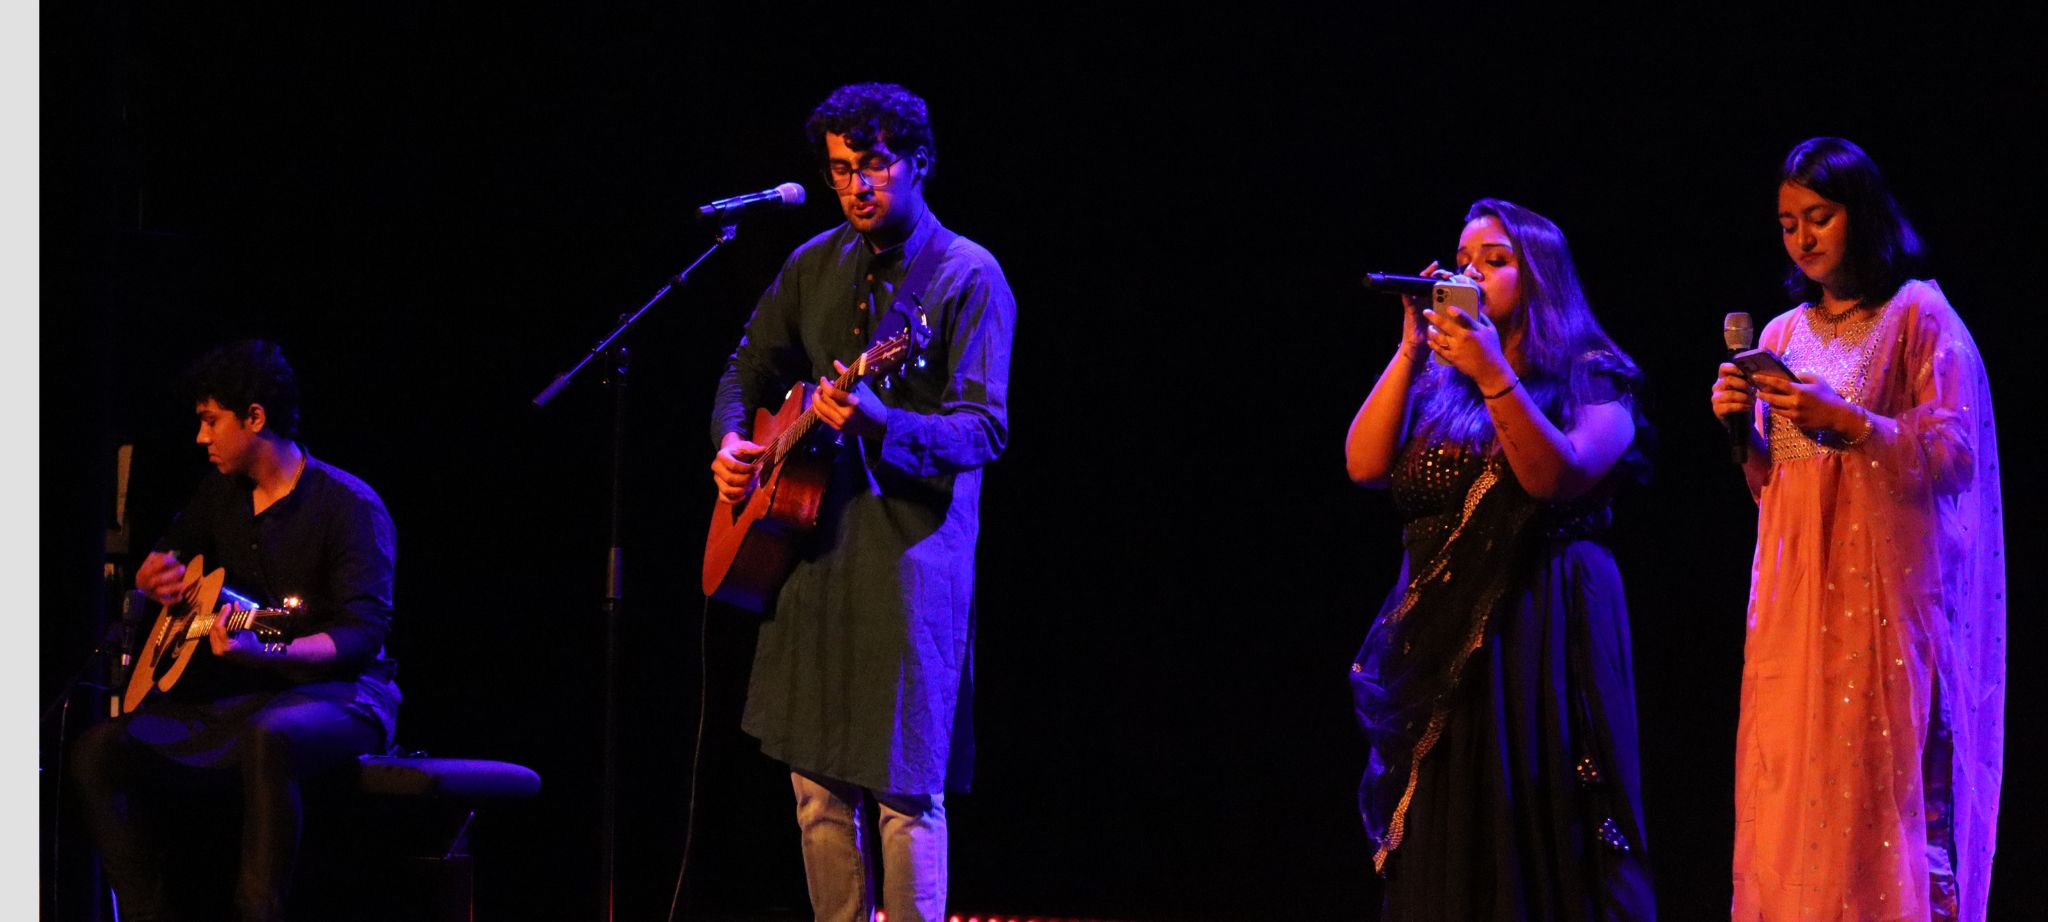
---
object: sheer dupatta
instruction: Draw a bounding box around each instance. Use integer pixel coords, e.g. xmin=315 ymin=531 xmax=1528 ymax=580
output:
xmin=1352 ymin=457 xmax=1543 ymax=873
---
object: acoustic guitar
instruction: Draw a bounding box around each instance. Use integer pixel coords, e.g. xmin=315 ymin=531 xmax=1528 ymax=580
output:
xmin=703 ymin=326 xmax=925 ymax=610
xmin=123 ymin=553 xmax=301 ymax=712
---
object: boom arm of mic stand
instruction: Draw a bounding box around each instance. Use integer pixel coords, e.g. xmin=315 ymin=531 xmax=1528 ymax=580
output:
xmin=532 ymin=224 xmax=739 ymax=408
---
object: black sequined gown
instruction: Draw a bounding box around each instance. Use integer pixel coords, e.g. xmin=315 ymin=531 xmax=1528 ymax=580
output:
xmin=1353 ymin=439 xmax=1656 ymax=921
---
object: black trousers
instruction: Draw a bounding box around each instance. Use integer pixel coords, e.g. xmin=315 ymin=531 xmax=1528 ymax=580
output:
xmin=69 ymin=690 xmax=384 ymax=922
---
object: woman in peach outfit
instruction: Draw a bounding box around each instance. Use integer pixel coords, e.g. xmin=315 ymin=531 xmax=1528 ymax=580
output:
xmin=1711 ymin=137 xmax=2004 ymax=921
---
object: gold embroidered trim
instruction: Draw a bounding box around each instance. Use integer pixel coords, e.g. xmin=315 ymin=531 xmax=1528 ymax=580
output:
xmin=1372 ymin=459 xmax=1507 ymax=873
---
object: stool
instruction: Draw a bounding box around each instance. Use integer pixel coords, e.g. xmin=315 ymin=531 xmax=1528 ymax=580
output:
xmin=297 ymin=754 xmax=542 ymax=922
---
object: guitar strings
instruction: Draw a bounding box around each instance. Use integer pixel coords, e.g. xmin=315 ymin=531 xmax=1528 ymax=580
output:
xmin=762 ymin=333 xmax=912 ymax=466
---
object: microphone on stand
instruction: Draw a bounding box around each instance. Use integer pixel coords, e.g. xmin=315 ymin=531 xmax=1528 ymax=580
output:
xmin=1723 ymin=312 xmax=1755 ymax=464
xmin=696 ymin=183 xmax=806 ymax=221
xmin=108 ymin=588 xmax=147 ymax=716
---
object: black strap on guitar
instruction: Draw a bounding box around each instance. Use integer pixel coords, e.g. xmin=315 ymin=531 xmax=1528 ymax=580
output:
xmin=869 ymin=222 xmax=958 ymax=349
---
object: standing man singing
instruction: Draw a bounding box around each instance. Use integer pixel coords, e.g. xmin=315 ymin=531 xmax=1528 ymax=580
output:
xmin=709 ymin=82 xmax=1014 ymax=922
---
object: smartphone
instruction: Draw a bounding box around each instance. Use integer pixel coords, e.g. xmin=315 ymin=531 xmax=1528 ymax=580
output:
xmin=1731 ymin=347 xmax=1796 ymax=380
xmin=1431 ymin=275 xmax=1481 ymax=315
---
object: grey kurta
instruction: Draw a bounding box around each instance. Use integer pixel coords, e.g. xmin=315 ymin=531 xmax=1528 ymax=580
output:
xmin=711 ymin=210 xmax=1013 ymax=794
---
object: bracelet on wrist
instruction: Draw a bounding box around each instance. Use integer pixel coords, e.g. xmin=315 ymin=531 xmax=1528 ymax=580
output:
xmin=1483 ymin=378 xmax=1521 ymax=400
xmin=1839 ymin=406 xmax=1875 ymax=447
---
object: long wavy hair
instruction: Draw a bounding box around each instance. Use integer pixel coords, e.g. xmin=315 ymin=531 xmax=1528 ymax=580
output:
xmin=1778 ymin=137 xmax=1923 ymax=306
xmin=1411 ymin=199 xmax=1639 ymax=451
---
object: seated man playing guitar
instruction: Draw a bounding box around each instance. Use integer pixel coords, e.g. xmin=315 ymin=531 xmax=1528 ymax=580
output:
xmin=707 ymin=82 xmax=1014 ymax=922
xmin=72 ymin=340 xmax=399 ymax=922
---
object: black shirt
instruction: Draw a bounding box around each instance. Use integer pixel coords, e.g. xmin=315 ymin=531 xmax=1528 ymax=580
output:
xmin=155 ymin=451 xmax=399 ymax=730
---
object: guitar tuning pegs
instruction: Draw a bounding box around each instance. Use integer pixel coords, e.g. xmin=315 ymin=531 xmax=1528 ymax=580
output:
xmin=280 ymin=595 xmax=304 ymax=612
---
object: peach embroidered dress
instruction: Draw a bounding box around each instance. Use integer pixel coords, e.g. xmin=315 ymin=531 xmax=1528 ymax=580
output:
xmin=1732 ymin=280 xmax=2004 ymax=921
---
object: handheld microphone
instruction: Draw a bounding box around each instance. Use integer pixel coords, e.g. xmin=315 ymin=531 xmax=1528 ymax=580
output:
xmin=1361 ymin=272 xmax=1444 ymax=296
xmin=1723 ymin=312 xmax=1755 ymax=464
xmin=696 ymin=182 xmax=806 ymax=221
xmin=1362 ymin=272 xmax=1481 ymax=312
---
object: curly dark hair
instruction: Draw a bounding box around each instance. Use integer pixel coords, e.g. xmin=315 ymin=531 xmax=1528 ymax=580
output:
xmin=805 ymin=82 xmax=936 ymax=167
xmin=185 ymin=339 xmax=301 ymax=439
xmin=1779 ymin=137 xmax=1923 ymax=306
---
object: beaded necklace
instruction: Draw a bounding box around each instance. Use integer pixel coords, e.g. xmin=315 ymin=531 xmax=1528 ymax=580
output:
xmin=1804 ymin=300 xmax=1880 ymax=344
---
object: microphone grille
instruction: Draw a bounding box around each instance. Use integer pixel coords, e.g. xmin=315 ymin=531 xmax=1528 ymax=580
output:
xmin=775 ymin=182 xmax=807 ymax=206
xmin=1723 ymin=312 xmax=1754 ymax=350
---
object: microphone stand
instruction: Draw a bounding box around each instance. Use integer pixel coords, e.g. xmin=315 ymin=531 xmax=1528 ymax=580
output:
xmin=531 ymin=223 xmax=739 ymax=922
xmin=42 ymin=580 xmax=137 ymax=922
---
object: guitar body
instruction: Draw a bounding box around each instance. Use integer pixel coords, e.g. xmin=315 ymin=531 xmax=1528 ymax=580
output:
xmin=701 ymin=324 xmax=926 ymax=611
xmin=123 ymin=554 xmax=225 ymax=712
xmin=121 ymin=554 xmax=299 ymax=713
xmin=703 ymin=386 xmax=835 ymax=611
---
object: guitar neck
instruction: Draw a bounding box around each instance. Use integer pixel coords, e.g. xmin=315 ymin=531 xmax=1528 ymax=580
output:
xmin=181 ymin=606 xmax=284 ymax=642
xmin=763 ymin=345 xmax=893 ymax=465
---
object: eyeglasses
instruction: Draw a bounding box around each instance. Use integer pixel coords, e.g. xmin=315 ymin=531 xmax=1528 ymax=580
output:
xmin=821 ymin=153 xmax=905 ymax=192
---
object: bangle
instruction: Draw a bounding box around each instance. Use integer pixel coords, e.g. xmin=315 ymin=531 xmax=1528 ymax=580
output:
xmin=1483 ymin=378 xmax=1521 ymax=400
xmin=1839 ymin=406 xmax=1875 ymax=447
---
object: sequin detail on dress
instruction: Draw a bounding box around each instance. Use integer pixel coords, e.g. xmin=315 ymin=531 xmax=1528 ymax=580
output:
xmin=1598 ymin=817 xmax=1631 ymax=853
xmin=1766 ymin=304 xmax=1889 ymax=463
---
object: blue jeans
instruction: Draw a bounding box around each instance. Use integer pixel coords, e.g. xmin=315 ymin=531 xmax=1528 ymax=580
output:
xmin=790 ymin=769 xmax=946 ymax=922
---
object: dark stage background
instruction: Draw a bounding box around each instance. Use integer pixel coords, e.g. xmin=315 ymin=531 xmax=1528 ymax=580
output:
xmin=42 ymin=6 xmax=2045 ymax=921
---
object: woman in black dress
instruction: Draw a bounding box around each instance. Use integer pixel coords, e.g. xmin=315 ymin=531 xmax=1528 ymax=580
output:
xmin=1345 ymin=198 xmax=1655 ymax=920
